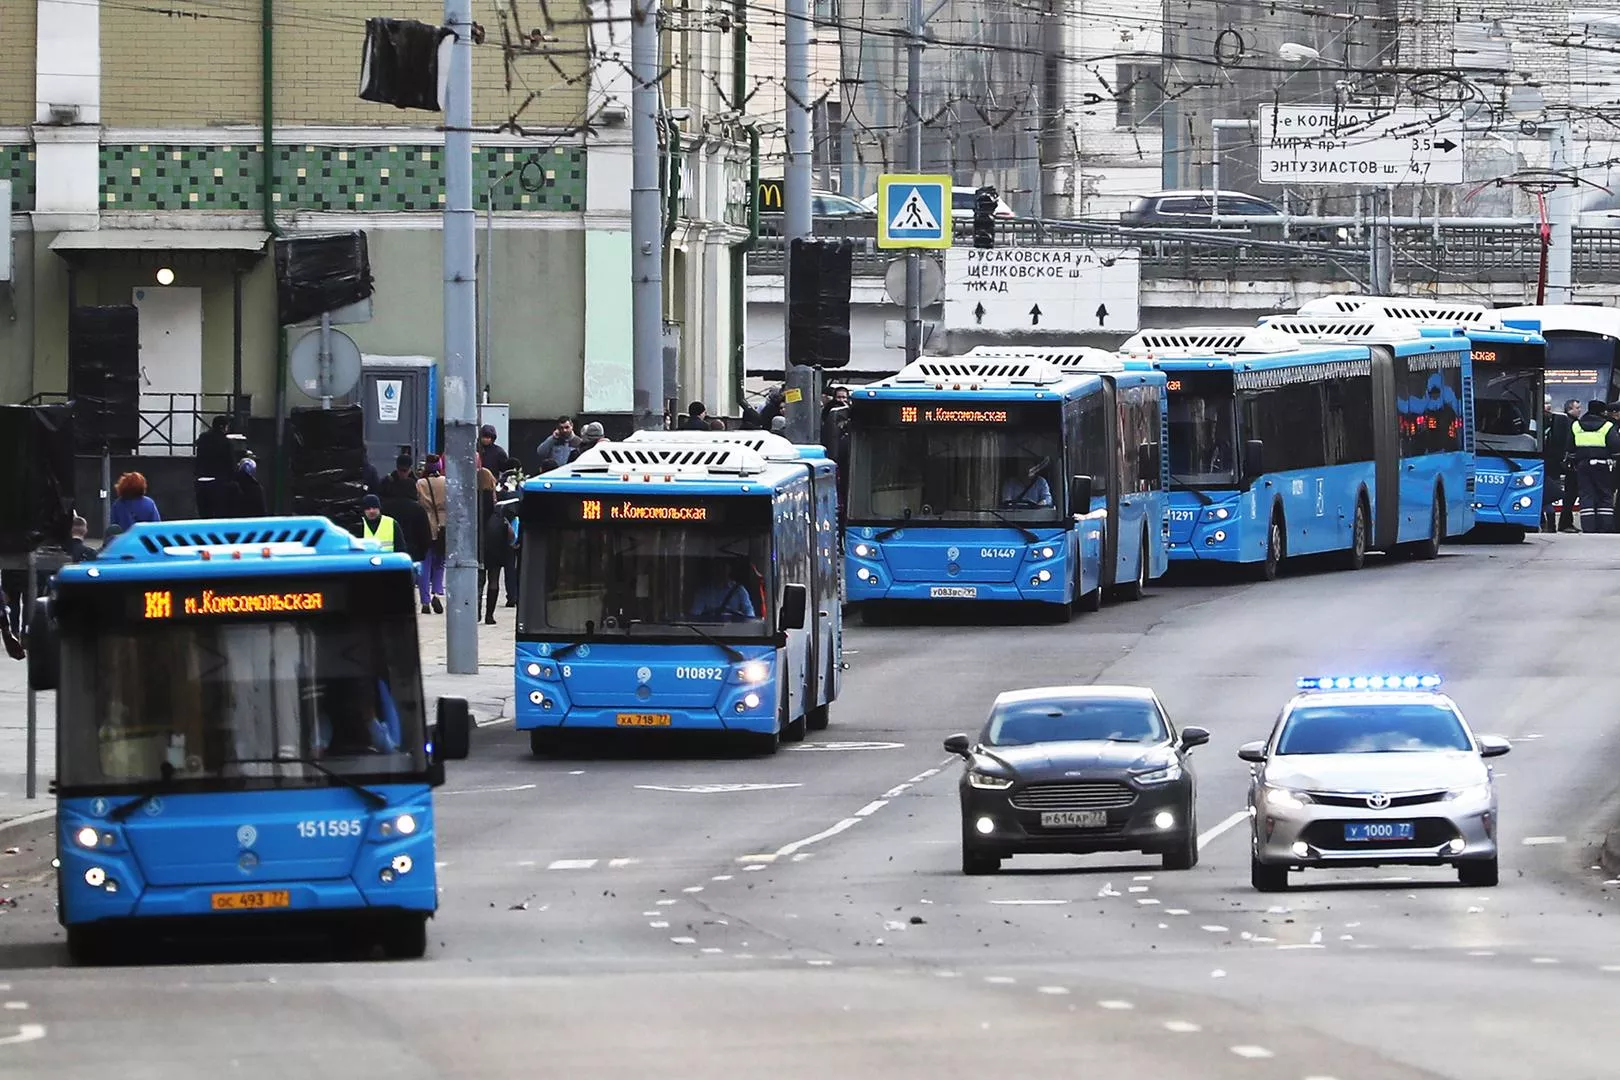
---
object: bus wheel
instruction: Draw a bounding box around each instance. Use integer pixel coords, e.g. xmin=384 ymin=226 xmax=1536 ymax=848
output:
xmin=806 ymin=657 xmax=833 ymax=731
xmin=382 ymin=914 xmax=429 ymax=960
xmin=66 ymin=925 xmax=112 ymax=966
xmin=528 ymin=729 xmax=560 ymax=757
xmin=1253 ymin=512 xmax=1284 ymax=581
xmin=781 ymin=677 xmax=807 ymax=743
xmin=1076 ymin=581 xmax=1103 ymax=612
xmin=1119 ymin=531 xmax=1149 ymax=601
xmin=1500 ymin=526 xmax=1527 ymax=544
xmin=1412 ymin=496 xmax=1443 ymax=560
xmin=1338 ymin=498 xmax=1368 ymax=571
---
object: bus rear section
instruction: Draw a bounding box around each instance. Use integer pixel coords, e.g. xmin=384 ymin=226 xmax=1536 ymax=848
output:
xmin=842 ymin=356 xmax=1167 ymax=620
xmin=36 ymin=518 xmax=470 ymax=964
xmin=515 ymin=433 xmax=841 ymax=755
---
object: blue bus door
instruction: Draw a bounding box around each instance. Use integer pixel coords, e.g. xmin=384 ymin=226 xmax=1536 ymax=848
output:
xmin=1369 ymin=346 xmax=1402 ymax=550
xmin=1097 ymin=380 xmax=1122 ymax=587
xmin=810 ymin=463 xmax=841 ymax=711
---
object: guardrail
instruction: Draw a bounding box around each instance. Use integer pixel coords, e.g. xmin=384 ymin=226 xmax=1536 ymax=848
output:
xmin=745 ymin=218 xmax=1620 ymax=285
xmin=20 ymin=391 xmax=252 ymax=457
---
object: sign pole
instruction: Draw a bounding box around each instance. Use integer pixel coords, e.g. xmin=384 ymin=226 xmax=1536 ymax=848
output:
xmin=903 ymin=0 xmax=924 ymax=364
xmin=782 ymin=0 xmax=817 ymax=444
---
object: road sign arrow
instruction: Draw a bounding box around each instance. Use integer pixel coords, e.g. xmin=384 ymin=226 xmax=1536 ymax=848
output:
xmin=1434 ymin=137 xmax=1458 ymax=153
xmin=974 ymin=302 xmax=985 ymax=325
xmin=1030 ymin=304 xmax=1042 ymax=326
xmin=1096 ymin=303 xmax=1109 ymax=327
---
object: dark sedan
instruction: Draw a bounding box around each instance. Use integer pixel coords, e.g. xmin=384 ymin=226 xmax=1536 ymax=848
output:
xmin=944 ymin=686 xmax=1209 ymax=875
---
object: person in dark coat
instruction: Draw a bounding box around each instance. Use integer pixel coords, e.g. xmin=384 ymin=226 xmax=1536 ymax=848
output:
xmin=377 ymin=453 xmax=419 ymax=502
xmin=194 ymin=415 xmax=235 ymax=517
xmin=478 ymin=425 xmax=512 ymax=476
xmin=232 ymin=458 xmax=268 ymax=517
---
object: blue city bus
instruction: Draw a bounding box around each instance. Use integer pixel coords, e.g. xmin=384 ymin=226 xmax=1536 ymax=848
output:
xmin=514 ymin=430 xmax=841 ymax=754
xmin=26 ymin=517 xmax=471 ymax=964
xmin=841 ymin=352 xmax=1169 ymax=620
xmin=1292 ymin=296 xmax=1547 ymax=538
xmin=1117 ymin=322 xmax=1475 ymax=577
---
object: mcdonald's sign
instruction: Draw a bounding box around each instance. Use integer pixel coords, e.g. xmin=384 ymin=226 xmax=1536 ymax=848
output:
xmin=756 ymin=178 xmax=785 ymax=211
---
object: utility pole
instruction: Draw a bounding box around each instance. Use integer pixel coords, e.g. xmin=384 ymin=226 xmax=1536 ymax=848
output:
xmin=903 ymin=0 xmax=924 ymax=363
xmin=443 ymin=0 xmax=478 ymax=674
xmin=1368 ymin=187 xmax=1393 ymax=294
xmin=631 ymin=0 xmax=664 ymax=429
xmin=1546 ymin=119 xmax=1574 ymax=305
xmin=781 ymin=0 xmax=816 ymax=443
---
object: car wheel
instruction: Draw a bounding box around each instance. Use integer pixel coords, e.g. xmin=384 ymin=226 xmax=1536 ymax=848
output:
xmin=1250 ymin=852 xmax=1288 ymax=892
xmin=962 ymin=848 xmax=1001 ymax=875
xmin=1162 ymin=830 xmax=1198 ymax=871
xmin=1457 ymin=855 xmax=1499 ymax=887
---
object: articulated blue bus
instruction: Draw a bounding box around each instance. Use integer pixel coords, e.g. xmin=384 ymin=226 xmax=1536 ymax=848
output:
xmin=841 ymin=352 xmax=1169 ymax=620
xmin=1118 ymin=322 xmax=1475 ymax=576
xmin=1292 ymin=296 xmax=1547 ymax=538
xmin=514 ymin=429 xmax=841 ymax=754
xmin=29 ymin=517 xmax=470 ymax=964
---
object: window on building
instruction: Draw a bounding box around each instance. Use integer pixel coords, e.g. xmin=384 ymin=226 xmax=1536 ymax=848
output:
xmin=813 ymin=0 xmax=839 ymax=26
xmin=1115 ymin=62 xmax=1164 ymax=129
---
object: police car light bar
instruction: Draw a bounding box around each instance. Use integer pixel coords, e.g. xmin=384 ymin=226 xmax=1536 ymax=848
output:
xmin=1297 ymin=675 xmax=1442 ymax=691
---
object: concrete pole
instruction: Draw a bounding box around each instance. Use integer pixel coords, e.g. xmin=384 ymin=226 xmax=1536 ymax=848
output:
xmin=443 ymin=0 xmax=479 ymax=674
xmin=631 ymin=0 xmax=665 ymax=429
xmin=782 ymin=0 xmax=817 ymax=442
xmin=903 ymin=0 xmax=923 ymax=364
xmin=1547 ymin=120 xmax=1575 ymax=305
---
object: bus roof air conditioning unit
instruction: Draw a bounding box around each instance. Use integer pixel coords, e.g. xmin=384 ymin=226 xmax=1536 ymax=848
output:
xmin=1295 ymin=295 xmax=1502 ymax=328
xmin=893 ymin=358 xmax=1067 ymax=386
xmin=624 ymin=428 xmax=803 ymax=463
xmin=1258 ymin=316 xmax=1430 ymax=344
xmin=966 ymin=345 xmax=1125 ymax=371
xmin=574 ymin=442 xmax=770 ymax=478
xmin=1119 ymin=326 xmax=1302 ymax=356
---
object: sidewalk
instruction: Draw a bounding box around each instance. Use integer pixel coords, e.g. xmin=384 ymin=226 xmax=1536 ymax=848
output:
xmin=0 ymin=609 xmax=518 ymax=831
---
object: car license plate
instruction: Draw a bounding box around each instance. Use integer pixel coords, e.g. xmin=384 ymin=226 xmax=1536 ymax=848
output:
xmin=1343 ymin=822 xmax=1415 ymax=842
xmin=930 ymin=586 xmax=977 ymax=598
xmin=1041 ymin=810 xmax=1108 ymax=828
xmin=616 ymin=713 xmax=672 ymax=727
xmin=210 ymin=890 xmax=291 ymax=911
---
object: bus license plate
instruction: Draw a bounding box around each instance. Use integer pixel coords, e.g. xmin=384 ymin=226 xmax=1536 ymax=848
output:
xmin=617 ymin=713 xmax=672 ymax=727
xmin=930 ymin=586 xmax=977 ymax=598
xmin=1343 ymin=822 xmax=1415 ymax=842
xmin=210 ymin=890 xmax=291 ymax=911
xmin=1041 ymin=811 xmax=1107 ymax=828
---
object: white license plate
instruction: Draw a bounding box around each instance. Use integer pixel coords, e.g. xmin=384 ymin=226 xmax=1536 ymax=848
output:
xmin=1041 ymin=810 xmax=1108 ymax=828
xmin=930 ymin=586 xmax=978 ymax=598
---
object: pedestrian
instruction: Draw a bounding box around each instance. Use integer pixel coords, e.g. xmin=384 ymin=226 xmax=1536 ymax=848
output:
xmin=0 ymin=587 xmax=23 ymax=660
xmin=355 ymin=494 xmax=399 ymax=551
xmin=478 ymin=424 xmax=512 ymax=476
xmin=535 ymin=417 xmax=580 ymax=472
xmin=233 ymin=457 xmax=268 ymax=517
xmin=66 ymin=515 xmax=93 ymax=563
xmin=479 ymin=469 xmax=514 ymax=625
xmin=567 ymin=421 xmax=607 ymax=463
xmin=110 ymin=472 xmax=161 ymax=532
xmin=1561 ymin=399 xmax=1582 ymax=531
xmin=820 ymin=384 xmax=850 ymax=432
xmin=193 ymin=415 xmax=234 ymax=517
xmin=378 ymin=452 xmax=419 ymax=501
xmin=1542 ymin=394 xmax=1573 ymax=533
xmin=679 ymin=402 xmax=708 ymax=430
xmin=769 ymin=415 xmax=788 ymax=435
xmin=416 ymin=453 xmax=449 ymax=614
xmin=1571 ymin=399 xmax=1620 ymax=532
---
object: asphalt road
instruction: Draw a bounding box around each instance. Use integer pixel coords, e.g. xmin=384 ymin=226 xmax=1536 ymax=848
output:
xmin=5 ymin=535 xmax=1620 ymax=1079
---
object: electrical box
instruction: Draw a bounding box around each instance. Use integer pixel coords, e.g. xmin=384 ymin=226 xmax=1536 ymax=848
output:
xmin=0 ymin=181 xmax=12 ymax=282
xmin=359 ymin=354 xmax=439 ymax=469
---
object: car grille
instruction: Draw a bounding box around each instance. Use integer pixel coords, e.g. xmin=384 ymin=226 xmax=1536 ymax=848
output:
xmin=1300 ymin=818 xmax=1460 ymax=850
xmin=1306 ymin=790 xmax=1448 ymax=809
xmin=1008 ymin=782 xmax=1137 ymax=812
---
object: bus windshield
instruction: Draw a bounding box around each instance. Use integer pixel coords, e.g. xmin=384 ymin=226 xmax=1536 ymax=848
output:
xmin=1167 ymin=384 xmax=1237 ymax=485
xmin=528 ymin=524 xmax=773 ymax=637
xmin=58 ymin=618 xmax=427 ymax=791
xmin=1475 ymin=365 xmax=1543 ymax=455
xmin=848 ymin=424 xmax=1063 ymax=522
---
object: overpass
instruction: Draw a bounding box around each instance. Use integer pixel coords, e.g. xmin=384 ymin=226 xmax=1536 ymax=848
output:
xmin=743 ymin=218 xmax=1620 ymax=377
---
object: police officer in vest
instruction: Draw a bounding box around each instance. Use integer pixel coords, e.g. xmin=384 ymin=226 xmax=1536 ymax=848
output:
xmin=1571 ymin=400 xmax=1620 ymax=532
xmin=357 ymin=494 xmax=399 ymax=550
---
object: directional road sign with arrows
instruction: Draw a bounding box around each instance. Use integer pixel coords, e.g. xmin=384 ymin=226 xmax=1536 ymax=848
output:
xmin=1258 ymin=104 xmax=1465 ymax=185
xmin=943 ymin=247 xmax=1141 ymax=334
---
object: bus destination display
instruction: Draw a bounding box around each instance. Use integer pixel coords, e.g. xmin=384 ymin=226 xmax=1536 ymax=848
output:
xmin=854 ymin=401 xmax=1055 ymax=427
xmin=136 ymin=585 xmax=337 ymax=620
xmin=527 ymin=492 xmax=771 ymax=528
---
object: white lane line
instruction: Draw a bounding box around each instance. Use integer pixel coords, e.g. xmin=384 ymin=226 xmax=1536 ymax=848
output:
xmin=1096 ymin=1000 xmax=1134 ymax=1010
xmin=701 ymin=947 xmax=724 ymax=954
xmin=547 ymin=859 xmax=597 ymax=870
xmin=1303 ymin=1076 xmax=1341 ymax=1080
xmin=568 ymin=770 xmax=585 ymax=775
xmin=807 ymin=959 xmax=833 ymax=966
xmin=0 ymin=1025 xmax=45 ymax=1047
xmin=473 ymin=714 xmax=512 ymax=727
xmin=0 ymin=984 xmax=10 ymax=992
xmin=1468 ymin=951 xmax=1496 ymax=957
xmin=1036 ymin=986 xmax=1070 ymax=995
xmin=1532 ymin=957 xmax=1559 ymax=964
xmin=990 ymin=899 xmax=1068 ymax=906
xmin=609 ymin=858 xmax=641 ymax=868
xmin=1198 ymin=810 xmax=1249 ymax=849
xmin=440 ymin=783 xmax=537 ymax=795
xmin=2 ymin=1003 xmax=27 ymax=1010
xmin=670 ymin=936 xmax=696 ymax=945
xmin=1128 ymin=886 xmax=1150 ymax=893
xmin=1277 ymin=943 xmax=1324 ymax=950
xmin=1522 ymin=836 xmax=1567 ymax=846
xmin=855 ymin=800 xmax=889 ymax=817
xmin=683 ymin=886 xmax=704 ymax=894
xmin=1163 ymin=1020 xmax=1201 ymax=1033
xmin=908 ymin=767 xmax=944 ymax=784
xmin=1137 ymin=898 xmax=1161 ymax=906
xmin=737 ymin=763 xmax=950 ymax=864
xmin=656 ymin=899 xmax=678 ymax=906
xmin=1165 ymin=908 xmax=1191 ymax=916
xmin=712 ymin=874 xmax=733 ymax=881
xmin=984 ymin=976 xmax=1017 ymax=985
xmin=1200 ymin=925 xmax=1229 ymax=933
xmin=1599 ymin=965 xmax=1620 ymax=973
xmin=882 ymin=783 xmax=913 ymax=799
xmin=1133 ymin=874 xmax=1154 ymax=881
xmin=514 ymin=860 xmax=537 ymax=868
xmin=648 ymin=921 xmax=670 ymax=929
xmin=1229 ymin=1046 xmax=1274 ymax=1059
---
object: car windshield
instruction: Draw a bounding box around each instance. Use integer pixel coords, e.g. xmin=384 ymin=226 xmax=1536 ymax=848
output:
xmin=58 ymin=618 xmax=427 ymax=790
xmin=985 ymin=699 xmax=1167 ymax=746
xmin=1474 ymin=366 xmax=1543 ymax=454
xmin=1275 ymin=704 xmax=1472 ymax=755
xmin=848 ymin=423 xmax=1064 ymax=522
xmin=1167 ymin=387 xmax=1237 ymax=484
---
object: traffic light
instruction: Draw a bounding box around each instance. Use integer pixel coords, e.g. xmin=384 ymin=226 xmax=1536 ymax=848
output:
xmin=973 ymin=186 xmax=999 ymax=249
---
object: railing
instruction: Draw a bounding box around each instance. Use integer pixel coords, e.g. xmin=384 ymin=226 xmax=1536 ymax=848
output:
xmin=19 ymin=391 xmax=251 ymax=457
xmin=745 ymin=218 xmax=1620 ymax=286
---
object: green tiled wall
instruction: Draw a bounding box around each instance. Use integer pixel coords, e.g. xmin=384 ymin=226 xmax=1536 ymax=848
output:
xmin=99 ymin=144 xmax=586 ymax=212
xmin=0 ymin=145 xmax=36 ymax=212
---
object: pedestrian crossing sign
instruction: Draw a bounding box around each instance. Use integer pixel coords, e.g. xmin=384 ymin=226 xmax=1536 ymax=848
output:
xmin=877 ymin=173 xmax=952 ymax=249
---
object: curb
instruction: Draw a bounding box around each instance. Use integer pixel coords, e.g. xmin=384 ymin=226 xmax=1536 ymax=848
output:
xmin=0 ymin=806 xmax=53 ymax=838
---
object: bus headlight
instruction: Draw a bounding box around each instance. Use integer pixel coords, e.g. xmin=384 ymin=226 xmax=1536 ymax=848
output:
xmin=1213 ymin=507 xmax=1229 ymax=520
xmin=1516 ymin=496 xmax=1533 ymax=509
xmin=1033 ymin=546 xmax=1055 ymax=560
xmin=743 ymin=692 xmax=761 ymax=709
xmin=856 ymin=567 xmax=871 ymax=581
xmin=1037 ymin=569 xmax=1051 ymax=582
xmin=853 ymin=543 xmax=873 ymax=558
xmin=75 ymin=826 xmax=100 ymax=849
xmin=1518 ymin=474 xmax=1537 ymax=487
xmin=84 ymin=867 xmax=106 ymax=887
xmin=737 ymin=662 xmax=768 ymax=684
xmin=382 ymin=813 xmax=418 ymax=837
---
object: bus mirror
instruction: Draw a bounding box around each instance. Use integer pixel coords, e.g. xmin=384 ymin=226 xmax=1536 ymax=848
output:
xmin=25 ymin=597 xmax=58 ymax=693
xmin=779 ymin=583 xmax=808 ymax=632
xmin=1069 ymin=474 xmax=1093 ymax=511
xmin=434 ymin=697 xmax=471 ymax=762
xmin=1243 ymin=439 xmax=1265 ymax=479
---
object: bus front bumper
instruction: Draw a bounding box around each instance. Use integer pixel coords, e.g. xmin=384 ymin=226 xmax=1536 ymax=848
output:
xmin=516 ymin=705 xmax=779 ymax=734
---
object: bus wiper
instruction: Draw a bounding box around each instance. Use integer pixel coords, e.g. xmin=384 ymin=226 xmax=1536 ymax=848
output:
xmin=107 ymin=762 xmax=176 ymax=822
xmin=874 ymin=523 xmax=909 ymax=540
xmin=1168 ymin=475 xmax=1214 ymax=505
xmin=987 ymin=508 xmax=1041 ymax=542
xmin=665 ymin=622 xmax=746 ymax=662
xmin=1478 ymin=449 xmax=1523 ymax=472
xmin=225 ymin=756 xmax=390 ymax=810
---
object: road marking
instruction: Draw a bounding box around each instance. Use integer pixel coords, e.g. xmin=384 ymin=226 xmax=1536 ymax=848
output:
xmin=1600 ymin=965 xmax=1620 ymax=972
xmin=1468 ymin=951 xmax=1495 ymax=957
xmin=656 ymin=899 xmax=678 ymax=905
xmin=701 ymin=947 xmax=724 ymax=954
xmin=636 ymin=783 xmax=803 ymax=794
xmin=0 ymin=985 xmax=10 ymax=992
xmin=1128 ymin=886 xmax=1150 ymax=893
xmin=547 ymin=859 xmax=597 ymax=870
xmin=1198 ymin=810 xmax=1248 ymax=849
xmin=670 ymin=936 xmax=696 ymax=945
xmin=514 ymin=860 xmax=537 ymax=868
xmin=807 ymin=959 xmax=833 ymax=966
xmin=1164 ymin=1020 xmax=1201 ymax=1033
xmin=1165 ymin=908 xmax=1190 ymax=916
xmin=649 ymin=921 xmax=670 ymax=929
xmin=712 ymin=874 xmax=733 ymax=881
xmin=1097 ymin=1000 xmax=1133 ymax=1010
xmin=568 ymin=770 xmax=585 ymax=775
xmin=609 ymin=858 xmax=641 ymax=868
xmin=908 ymin=767 xmax=944 ymax=783
xmin=1522 ymin=836 xmax=1567 ymax=846
xmin=882 ymin=783 xmax=913 ymax=798
xmin=0 ymin=1025 xmax=45 ymax=1047
xmin=1201 ymin=925 xmax=1229 ymax=933
xmin=1532 ymin=957 xmax=1559 ymax=964
xmin=935 ymin=971 xmax=962 ymax=978
xmin=790 ymin=741 xmax=906 ymax=752
xmin=2 ymin=1003 xmax=26 ymax=1011
xmin=1277 ymin=943 xmax=1324 ymax=950
xmin=855 ymin=800 xmax=888 ymax=817
xmin=1036 ymin=986 xmax=1069 ymax=995
xmin=990 ymin=899 xmax=1067 ymax=906
xmin=683 ymin=886 xmax=704 ymax=893
xmin=440 ymin=783 xmax=536 ymax=795
xmin=473 ymin=714 xmax=511 ymax=727
xmin=1229 ymin=1046 xmax=1274 ymax=1059
xmin=1137 ymin=898 xmax=1161 ymax=906
xmin=984 ymin=976 xmax=1016 ymax=985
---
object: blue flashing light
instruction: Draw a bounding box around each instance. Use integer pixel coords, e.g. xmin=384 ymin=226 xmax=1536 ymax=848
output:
xmin=1296 ymin=674 xmax=1441 ymax=691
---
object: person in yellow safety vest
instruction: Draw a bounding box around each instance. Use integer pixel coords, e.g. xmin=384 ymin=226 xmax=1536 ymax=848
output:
xmin=1571 ymin=400 xmax=1620 ymax=533
xmin=357 ymin=494 xmax=399 ymax=550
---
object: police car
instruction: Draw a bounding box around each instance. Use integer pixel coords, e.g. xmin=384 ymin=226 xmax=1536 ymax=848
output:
xmin=1239 ymin=675 xmax=1510 ymax=892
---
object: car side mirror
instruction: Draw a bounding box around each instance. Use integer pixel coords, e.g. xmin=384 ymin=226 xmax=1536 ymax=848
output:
xmin=1478 ymin=735 xmax=1511 ymax=758
xmin=943 ymin=733 xmax=972 ymax=757
xmin=1069 ymin=474 xmax=1093 ymax=512
xmin=434 ymin=696 xmax=471 ymax=762
xmin=779 ymin=583 xmax=808 ymax=632
xmin=1243 ymin=439 xmax=1265 ymax=480
xmin=1237 ymin=740 xmax=1267 ymax=763
xmin=1179 ymin=726 xmax=1210 ymax=750
xmin=25 ymin=596 xmax=58 ymax=693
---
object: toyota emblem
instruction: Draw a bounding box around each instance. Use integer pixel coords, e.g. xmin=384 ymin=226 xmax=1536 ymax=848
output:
xmin=1366 ymin=792 xmax=1391 ymax=810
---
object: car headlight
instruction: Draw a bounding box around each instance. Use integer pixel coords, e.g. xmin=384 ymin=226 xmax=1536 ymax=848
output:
xmin=1443 ymin=783 xmax=1491 ymax=802
xmin=736 ymin=661 xmax=769 ymax=684
xmin=1133 ymin=763 xmax=1183 ymax=785
xmin=1263 ymin=784 xmax=1312 ymax=810
xmin=967 ymin=771 xmax=1014 ymax=790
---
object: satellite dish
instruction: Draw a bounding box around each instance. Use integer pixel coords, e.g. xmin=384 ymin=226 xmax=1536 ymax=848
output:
xmin=885 ymin=255 xmax=944 ymax=307
xmin=289 ymin=325 xmax=362 ymax=400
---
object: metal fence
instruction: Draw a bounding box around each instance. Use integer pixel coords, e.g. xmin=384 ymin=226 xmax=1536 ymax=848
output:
xmin=745 ymin=218 xmax=1620 ymax=285
xmin=21 ymin=391 xmax=251 ymax=456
